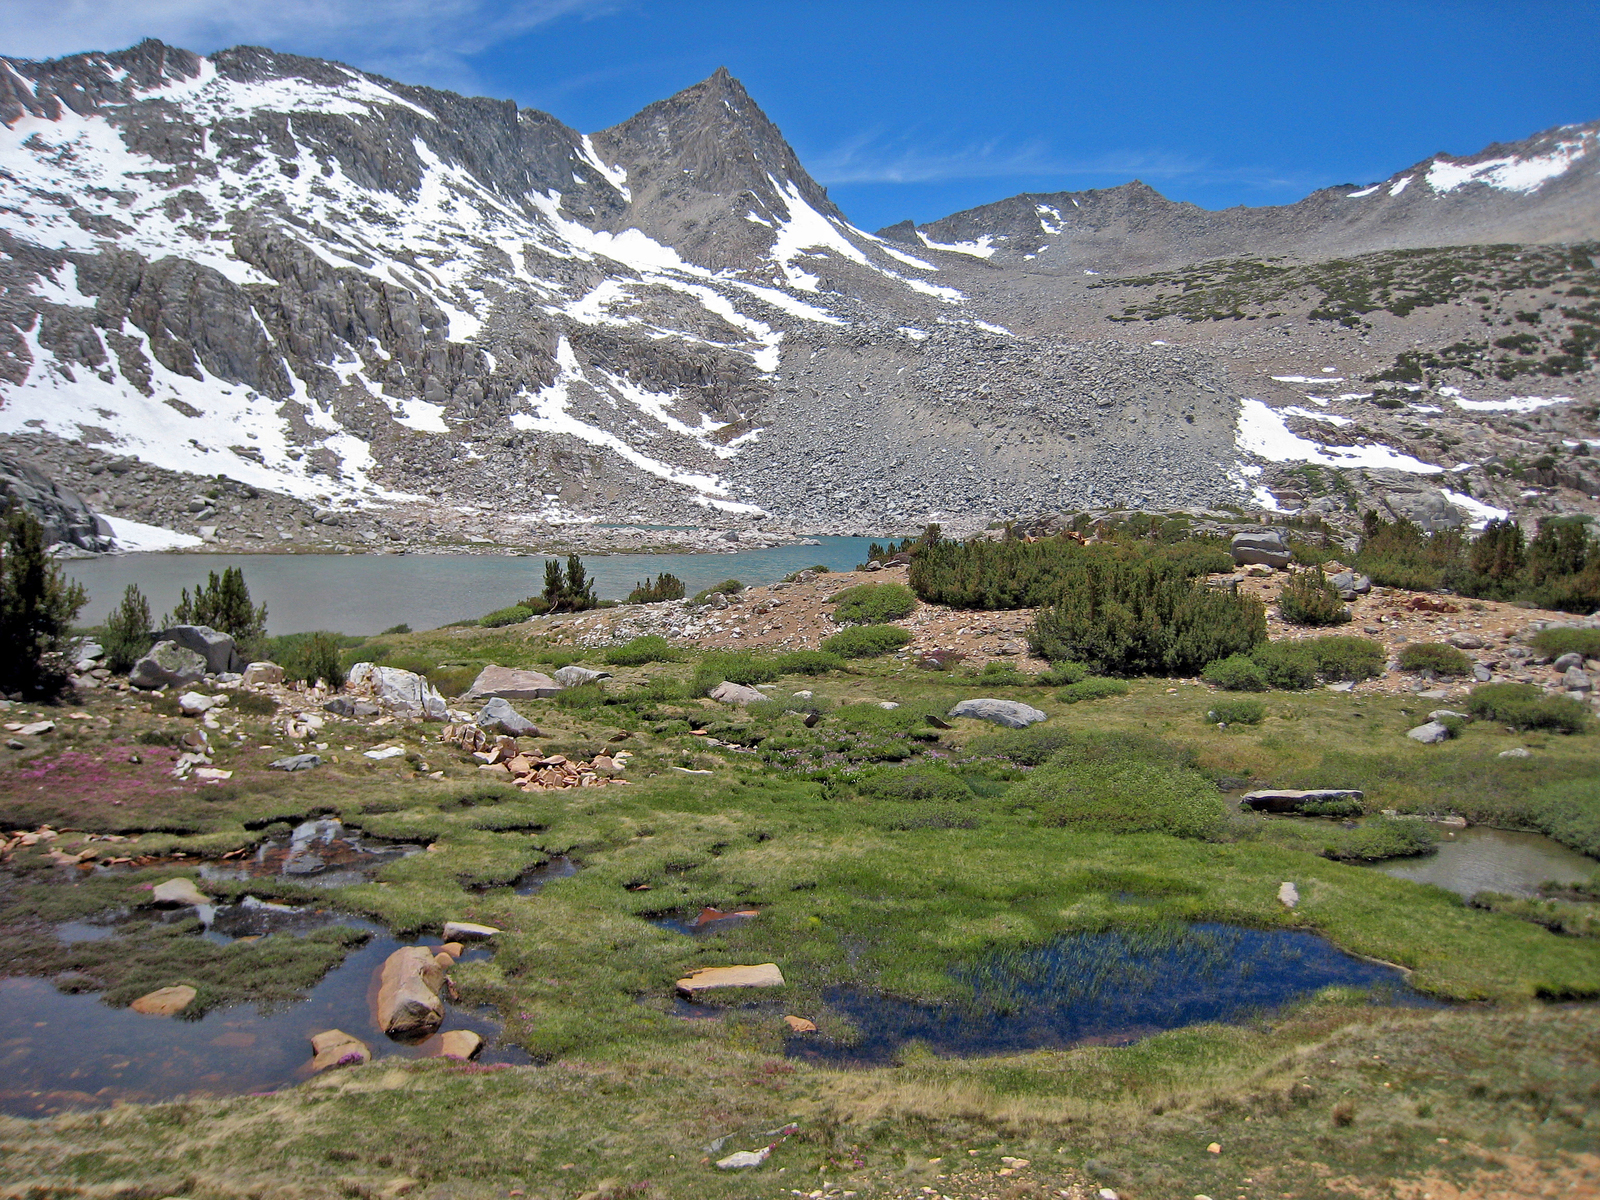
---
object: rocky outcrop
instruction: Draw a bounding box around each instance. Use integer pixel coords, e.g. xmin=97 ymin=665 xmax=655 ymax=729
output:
xmin=709 ymin=681 xmax=768 ymax=706
xmin=348 ymin=664 xmax=448 ymax=719
xmin=153 ymin=626 xmax=240 ymax=675
xmin=0 ymin=453 xmax=111 ymax=552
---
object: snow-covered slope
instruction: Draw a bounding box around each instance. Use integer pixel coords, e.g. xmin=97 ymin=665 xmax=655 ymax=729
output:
xmin=0 ymin=39 xmax=1595 ymax=544
xmin=0 ymin=41 xmax=971 ymax=522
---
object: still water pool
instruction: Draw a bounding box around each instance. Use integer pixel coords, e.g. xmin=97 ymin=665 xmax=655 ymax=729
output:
xmin=64 ymin=537 xmax=882 ymax=635
xmin=1363 ymin=826 xmax=1598 ymax=899
xmin=784 ymin=923 xmax=1436 ymax=1067
xmin=0 ymin=921 xmax=527 ymax=1118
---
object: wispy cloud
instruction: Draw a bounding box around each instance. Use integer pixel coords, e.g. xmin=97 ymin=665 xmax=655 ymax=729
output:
xmin=0 ymin=0 xmax=619 ymax=92
xmin=807 ymin=127 xmax=1207 ymax=186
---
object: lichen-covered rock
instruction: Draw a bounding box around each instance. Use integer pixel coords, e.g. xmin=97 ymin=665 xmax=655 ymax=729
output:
xmin=129 ymin=640 xmax=206 ymax=690
xmin=157 ymin=625 xmax=239 ymax=674
xmin=947 ymin=698 xmax=1047 ymax=728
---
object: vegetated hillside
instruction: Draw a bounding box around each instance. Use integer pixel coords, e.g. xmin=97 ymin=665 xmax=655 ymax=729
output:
xmin=0 ymin=38 xmax=1597 ymax=552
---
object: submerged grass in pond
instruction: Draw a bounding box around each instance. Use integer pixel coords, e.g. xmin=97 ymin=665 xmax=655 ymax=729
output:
xmin=789 ymin=923 xmax=1436 ymax=1066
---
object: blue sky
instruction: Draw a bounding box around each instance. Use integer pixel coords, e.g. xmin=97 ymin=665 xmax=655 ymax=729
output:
xmin=6 ymin=1 xmax=1597 ymax=230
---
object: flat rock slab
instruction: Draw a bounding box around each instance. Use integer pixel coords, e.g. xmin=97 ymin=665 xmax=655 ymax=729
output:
xmin=130 ymin=985 xmax=196 ymax=1016
xmin=151 ymin=878 xmax=209 ymax=907
xmin=466 ymin=665 xmax=562 ymax=700
xmin=438 ymin=1030 xmax=483 ymax=1060
xmin=1240 ymin=789 xmax=1364 ymax=813
xmin=442 ymin=921 xmax=501 ymax=941
xmin=676 ymin=963 xmax=785 ymax=995
xmin=710 ymin=681 xmax=768 ymax=706
xmin=948 ymin=699 xmax=1048 ymax=728
xmin=310 ymin=1029 xmax=371 ymax=1072
xmin=270 ymin=753 xmax=323 ymax=772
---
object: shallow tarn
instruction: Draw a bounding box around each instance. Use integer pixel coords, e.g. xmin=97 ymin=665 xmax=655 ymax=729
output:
xmin=197 ymin=818 xmax=422 ymax=889
xmin=782 ymin=923 xmax=1439 ymax=1067
xmin=0 ymin=919 xmax=529 ymax=1118
xmin=1360 ymin=825 xmax=1599 ymax=899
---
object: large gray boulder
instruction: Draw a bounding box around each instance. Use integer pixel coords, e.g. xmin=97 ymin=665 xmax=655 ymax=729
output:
xmin=1240 ymin=788 xmax=1364 ymax=813
xmin=710 ymin=681 xmax=768 ymax=706
xmin=475 ymin=697 xmax=540 ymax=735
xmin=554 ymin=665 xmax=611 ymax=688
xmin=157 ymin=625 xmax=240 ymax=674
xmin=1231 ymin=530 xmax=1291 ymax=568
xmin=1328 ymin=571 xmax=1372 ymax=601
xmin=1407 ymin=721 xmax=1452 ymax=744
xmin=129 ymin=640 xmax=207 ymax=690
xmin=948 ymin=698 xmax=1048 ymax=728
xmin=464 ymin=664 xmax=562 ymax=700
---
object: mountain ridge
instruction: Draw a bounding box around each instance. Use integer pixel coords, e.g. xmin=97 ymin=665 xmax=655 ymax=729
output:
xmin=0 ymin=39 xmax=1596 ymax=554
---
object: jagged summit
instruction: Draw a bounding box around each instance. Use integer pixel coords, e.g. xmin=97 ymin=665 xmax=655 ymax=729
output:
xmin=591 ymin=67 xmax=843 ymax=270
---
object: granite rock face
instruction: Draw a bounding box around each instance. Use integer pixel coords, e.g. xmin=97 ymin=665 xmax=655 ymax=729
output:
xmin=0 ymin=453 xmax=111 ymax=552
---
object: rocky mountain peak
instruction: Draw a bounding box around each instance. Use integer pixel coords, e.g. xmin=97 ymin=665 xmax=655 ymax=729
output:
xmin=591 ymin=68 xmax=843 ymax=270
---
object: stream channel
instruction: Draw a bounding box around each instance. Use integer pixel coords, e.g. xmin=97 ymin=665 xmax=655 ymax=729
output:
xmin=64 ymin=537 xmax=882 ymax=635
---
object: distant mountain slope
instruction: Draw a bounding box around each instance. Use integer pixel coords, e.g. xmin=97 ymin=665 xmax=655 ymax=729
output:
xmin=891 ymin=122 xmax=1600 ymax=273
xmin=0 ymin=38 xmax=1595 ymax=549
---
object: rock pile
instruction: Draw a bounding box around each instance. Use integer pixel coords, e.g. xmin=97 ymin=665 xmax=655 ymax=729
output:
xmin=439 ymin=724 xmax=630 ymax=791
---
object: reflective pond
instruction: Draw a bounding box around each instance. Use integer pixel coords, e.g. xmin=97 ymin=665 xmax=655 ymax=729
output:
xmin=784 ymin=923 xmax=1437 ymax=1067
xmin=1363 ymin=826 xmax=1598 ymax=899
xmin=197 ymin=819 xmax=422 ymax=890
xmin=0 ymin=920 xmax=528 ymax=1118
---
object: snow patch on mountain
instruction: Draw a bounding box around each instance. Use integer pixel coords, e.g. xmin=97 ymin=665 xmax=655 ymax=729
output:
xmin=1427 ymin=130 xmax=1595 ymax=194
xmin=916 ymin=231 xmax=997 ymax=259
xmin=1235 ymin=399 xmax=1443 ymax=474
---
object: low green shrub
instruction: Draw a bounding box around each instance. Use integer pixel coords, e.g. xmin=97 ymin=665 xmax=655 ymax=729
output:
xmin=692 ymin=578 xmax=744 ymax=604
xmin=970 ymin=661 xmax=1033 ymax=687
xmin=829 ymin=582 xmax=917 ymax=625
xmin=266 ymin=631 xmax=355 ymax=688
xmin=1250 ymin=641 xmax=1320 ymax=689
xmin=1466 ymin=683 xmax=1590 ymax=733
xmin=625 ymin=574 xmax=685 ymax=604
xmin=1037 ymin=662 xmax=1088 ymax=685
xmin=1013 ymin=731 xmax=1226 ymax=839
xmin=969 ymin=726 xmax=1090 ymax=766
xmin=1398 ymin=642 xmax=1473 ymax=676
xmin=427 ymin=665 xmax=477 ymax=697
xmin=480 ymin=605 xmax=533 ymax=628
xmin=1531 ymin=627 xmax=1600 ymax=659
xmin=1203 ymin=654 xmax=1268 ymax=691
xmin=604 ymin=635 xmax=680 ymax=666
xmin=1277 ymin=569 xmax=1351 ymax=626
xmin=1306 ymin=635 xmax=1386 ymax=682
xmin=1058 ymin=677 xmax=1130 ymax=704
xmin=820 ymin=625 xmax=913 ymax=658
xmin=691 ymin=651 xmax=778 ymax=694
xmin=1207 ymin=697 xmax=1265 ymax=725
xmin=773 ymin=650 xmax=844 ymax=675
